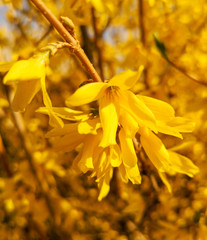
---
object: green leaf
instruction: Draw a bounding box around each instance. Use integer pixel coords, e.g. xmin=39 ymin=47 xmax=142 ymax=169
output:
xmin=153 ymin=33 xmax=168 ymax=60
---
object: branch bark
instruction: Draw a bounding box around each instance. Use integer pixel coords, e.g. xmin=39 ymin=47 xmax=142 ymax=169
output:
xmin=138 ymin=0 xmax=150 ymax=89
xmin=30 ymin=0 xmax=102 ymax=83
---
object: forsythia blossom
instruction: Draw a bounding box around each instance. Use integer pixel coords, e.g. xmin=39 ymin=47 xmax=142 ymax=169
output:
xmin=43 ymin=66 xmax=199 ymax=200
xmin=1 ymin=51 xmax=62 ymax=127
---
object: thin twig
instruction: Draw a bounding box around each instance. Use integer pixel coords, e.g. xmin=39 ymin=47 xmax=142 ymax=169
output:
xmin=36 ymin=26 xmax=53 ymax=45
xmin=91 ymin=7 xmax=104 ymax=80
xmin=29 ymin=0 xmax=102 ymax=83
xmin=167 ymin=58 xmax=207 ymax=87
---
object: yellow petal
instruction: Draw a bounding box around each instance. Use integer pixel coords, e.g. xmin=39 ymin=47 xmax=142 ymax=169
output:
xmin=137 ymin=95 xmax=175 ymax=122
xmin=78 ymin=118 xmax=101 ymax=135
xmin=126 ymin=164 xmax=141 ymax=184
xmin=66 ymin=82 xmax=107 ymax=106
xmin=119 ymin=109 xmax=139 ymax=138
xmin=119 ymin=128 xmax=137 ymax=168
xmin=109 ymin=66 xmax=144 ymax=90
xmin=119 ymin=90 xmax=157 ymax=133
xmin=168 ymin=117 xmax=195 ymax=133
xmin=46 ymin=122 xmax=79 ymax=137
xmin=54 ymin=133 xmax=85 ymax=152
xmin=36 ymin=107 xmax=88 ymax=121
xmin=157 ymin=122 xmax=183 ymax=139
xmin=99 ymin=95 xmax=118 ymax=147
xmin=95 ymin=149 xmax=111 ymax=180
xmin=98 ymin=168 xmax=113 ymax=201
xmin=3 ymin=56 xmax=46 ymax=85
xmin=158 ymin=172 xmax=172 ymax=193
xmin=168 ymin=151 xmax=199 ymax=177
xmin=40 ymin=76 xmax=63 ymax=128
xmin=11 ymin=80 xmax=40 ymax=112
xmin=140 ymin=127 xmax=171 ymax=172
xmin=110 ymin=145 xmax=122 ymax=167
xmin=77 ymin=134 xmax=99 ymax=173
xmin=169 ymin=141 xmax=195 ymax=152
xmin=118 ymin=164 xmax=128 ymax=183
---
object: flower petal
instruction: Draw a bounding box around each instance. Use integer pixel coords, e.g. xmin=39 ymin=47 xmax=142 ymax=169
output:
xmin=36 ymin=107 xmax=88 ymax=121
xmin=78 ymin=118 xmax=101 ymax=135
xmin=66 ymin=82 xmax=107 ymax=106
xmin=168 ymin=151 xmax=199 ymax=177
xmin=137 ymin=95 xmax=175 ymax=122
xmin=98 ymin=168 xmax=113 ymax=201
xmin=3 ymin=56 xmax=46 ymax=84
xmin=119 ymin=90 xmax=157 ymax=133
xmin=118 ymin=164 xmax=128 ymax=183
xmin=119 ymin=109 xmax=139 ymax=138
xmin=156 ymin=122 xmax=183 ymax=139
xmin=110 ymin=145 xmax=122 ymax=167
xmin=139 ymin=127 xmax=171 ymax=172
xmin=119 ymin=128 xmax=137 ymax=168
xmin=109 ymin=66 xmax=144 ymax=90
xmin=11 ymin=80 xmax=40 ymax=112
xmin=46 ymin=122 xmax=79 ymax=137
xmin=158 ymin=172 xmax=172 ymax=193
xmin=40 ymin=77 xmax=64 ymax=128
xmin=54 ymin=133 xmax=85 ymax=152
xmin=99 ymin=95 xmax=119 ymax=147
xmin=168 ymin=117 xmax=195 ymax=133
xmin=77 ymin=134 xmax=99 ymax=173
xmin=126 ymin=164 xmax=141 ymax=184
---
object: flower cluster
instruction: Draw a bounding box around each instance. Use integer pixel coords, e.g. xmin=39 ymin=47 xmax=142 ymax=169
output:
xmin=1 ymin=57 xmax=199 ymax=200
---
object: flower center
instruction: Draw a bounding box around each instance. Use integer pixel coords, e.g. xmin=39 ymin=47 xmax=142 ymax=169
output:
xmin=105 ymin=86 xmax=120 ymax=99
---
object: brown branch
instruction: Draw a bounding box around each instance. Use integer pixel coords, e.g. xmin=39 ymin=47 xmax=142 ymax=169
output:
xmin=80 ymin=25 xmax=94 ymax=63
xmin=138 ymin=0 xmax=149 ymax=89
xmin=29 ymin=0 xmax=102 ymax=83
xmin=138 ymin=0 xmax=146 ymax=46
xmin=0 ymin=135 xmax=13 ymax=177
xmin=91 ymin=7 xmax=104 ymax=80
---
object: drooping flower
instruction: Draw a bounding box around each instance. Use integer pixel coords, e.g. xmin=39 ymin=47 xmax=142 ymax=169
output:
xmin=42 ymin=108 xmax=139 ymax=200
xmin=65 ymin=67 xmax=199 ymax=194
xmin=139 ymin=126 xmax=199 ymax=191
xmin=66 ymin=66 xmax=158 ymax=147
xmin=2 ymin=51 xmax=62 ymax=127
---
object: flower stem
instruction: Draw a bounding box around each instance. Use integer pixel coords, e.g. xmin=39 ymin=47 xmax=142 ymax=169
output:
xmin=29 ymin=0 xmax=102 ymax=83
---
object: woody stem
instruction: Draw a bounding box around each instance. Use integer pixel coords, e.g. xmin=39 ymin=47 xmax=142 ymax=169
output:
xmin=29 ymin=0 xmax=102 ymax=83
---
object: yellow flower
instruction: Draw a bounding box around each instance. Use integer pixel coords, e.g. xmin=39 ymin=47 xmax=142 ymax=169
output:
xmin=91 ymin=127 xmax=141 ymax=200
xmin=66 ymin=66 xmax=157 ymax=147
xmin=139 ymin=127 xmax=199 ymax=191
xmin=137 ymin=95 xmax=195 ymax=138
xmin=43 ymin=106 xmax=141 ymax=200
xmin=2 ymin=51 xmax=62 ymax=128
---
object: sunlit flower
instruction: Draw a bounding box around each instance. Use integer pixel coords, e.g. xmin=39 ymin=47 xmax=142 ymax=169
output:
xmin=65 ymin=66 xmax=199 ymax=194
xmin=139 ymin=127 xmax=199 ymax=191
xmin=43 ymin=106 xmax=141 ymax=200
xmin=2 ymin=51 xmax=62 ymax=127
xmin=66 ymin=66 xmax=157 ymax=147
